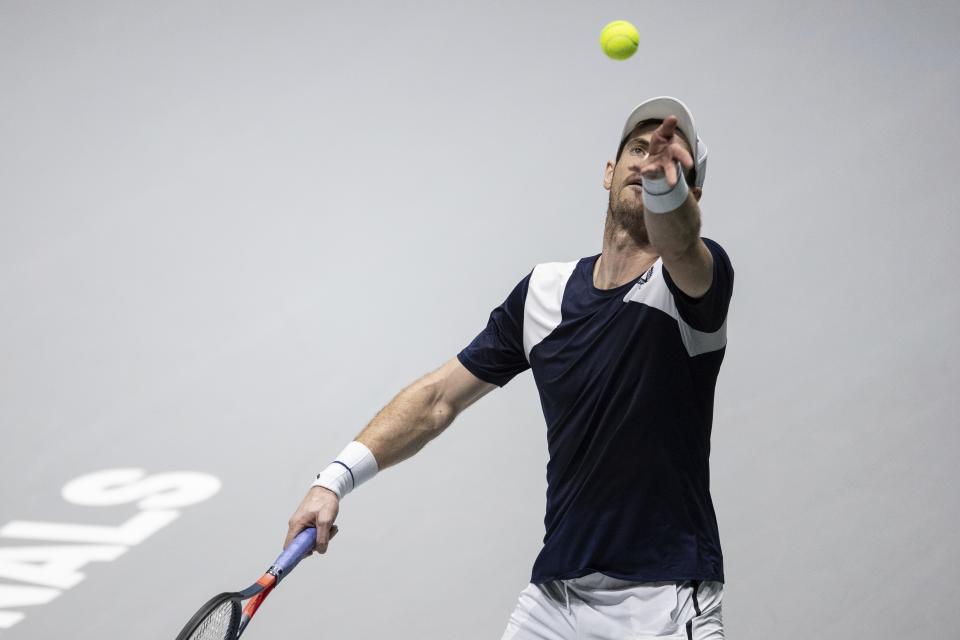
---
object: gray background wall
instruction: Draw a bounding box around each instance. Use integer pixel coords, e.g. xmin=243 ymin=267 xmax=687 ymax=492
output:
xmin=1 ymin=1 xmax=957 ymax=638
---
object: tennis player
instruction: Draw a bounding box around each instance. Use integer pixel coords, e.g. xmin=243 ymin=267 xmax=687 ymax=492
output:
xmin=286 ymin=96 xmax=732 ymax=639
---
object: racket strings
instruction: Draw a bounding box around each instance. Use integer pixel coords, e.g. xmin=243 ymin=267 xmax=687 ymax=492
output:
xmin=188 ymin=599 xmax=240 ymax=640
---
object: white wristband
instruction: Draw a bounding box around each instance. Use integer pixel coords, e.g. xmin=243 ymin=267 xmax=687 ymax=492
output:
xmin=312 ymin=441 xmax=379 ymax=500
xmin=642 ymin=161 xmax=689 ymax=214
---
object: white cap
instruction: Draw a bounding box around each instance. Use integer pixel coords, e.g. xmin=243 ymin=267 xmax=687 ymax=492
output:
xmin=618 ymin=96 xmax=708 ymax=188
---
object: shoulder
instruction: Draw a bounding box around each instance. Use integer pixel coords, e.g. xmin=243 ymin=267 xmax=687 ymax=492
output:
xmin=700 ymin=237 xmax=733 ymax=269
xmin=530 ymin=256 xmax=590 ymax=279
xmin=527 ymin=257 xmax=586 ymax=293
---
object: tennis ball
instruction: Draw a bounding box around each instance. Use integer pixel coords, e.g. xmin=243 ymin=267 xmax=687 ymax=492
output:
xmin=600 ymin=20 xmax=639 ymax=60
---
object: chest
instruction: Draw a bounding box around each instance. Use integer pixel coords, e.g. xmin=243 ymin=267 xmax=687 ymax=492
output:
xmin=526 ymin=272 xmax=681 ymax=396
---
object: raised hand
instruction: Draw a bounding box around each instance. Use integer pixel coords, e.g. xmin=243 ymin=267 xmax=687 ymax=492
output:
xmin=639 ymin=115 xmax=694 ymax=189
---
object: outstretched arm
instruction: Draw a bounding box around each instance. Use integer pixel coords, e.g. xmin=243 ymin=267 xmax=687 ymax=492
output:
xmin=284 ymin=357 xmax=496 ymax=552
xmin=640 ymin=116 xmax=714 ymax=299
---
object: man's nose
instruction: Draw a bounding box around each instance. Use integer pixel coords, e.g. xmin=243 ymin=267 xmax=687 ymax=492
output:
xmin=621 ymin=154 xmax=647 ymax=173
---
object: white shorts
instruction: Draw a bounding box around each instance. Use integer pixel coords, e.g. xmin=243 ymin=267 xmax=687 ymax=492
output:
xmin=499 ymin=572 xmax=723 ymax=639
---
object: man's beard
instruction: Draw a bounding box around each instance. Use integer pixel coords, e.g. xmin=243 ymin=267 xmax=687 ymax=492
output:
xmin=607 ymin=186 xmax=650 ymax=246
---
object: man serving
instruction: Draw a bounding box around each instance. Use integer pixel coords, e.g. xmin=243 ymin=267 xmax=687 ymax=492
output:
xmin=286 ymin=97 xmax=733 ymax=639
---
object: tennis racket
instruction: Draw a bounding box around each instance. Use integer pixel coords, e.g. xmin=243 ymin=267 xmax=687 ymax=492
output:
xmin=174 ymin=526 xmax=322 ymax=639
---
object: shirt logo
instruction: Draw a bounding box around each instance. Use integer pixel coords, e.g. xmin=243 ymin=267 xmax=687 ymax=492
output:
xmin=622 ymin=265 xmax=656 ymax=304
xmin=636 ymin=265 xmax=655 ymax=287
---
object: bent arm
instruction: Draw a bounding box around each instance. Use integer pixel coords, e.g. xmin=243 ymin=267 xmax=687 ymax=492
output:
xmin=355 ymin=356 xmax=496 ymax=470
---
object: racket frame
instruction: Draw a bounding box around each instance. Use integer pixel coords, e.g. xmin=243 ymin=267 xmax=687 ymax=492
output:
xmin=174 ymin=527 xmax=316 ymax=639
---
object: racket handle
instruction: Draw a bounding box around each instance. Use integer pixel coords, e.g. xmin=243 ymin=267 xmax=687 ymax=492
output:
xmin=271 ymin=527 xmax=316 ymax=579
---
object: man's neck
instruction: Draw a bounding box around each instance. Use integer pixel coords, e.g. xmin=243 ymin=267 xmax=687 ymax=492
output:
xmin=594 ymin=215 xmax=659 ymax=290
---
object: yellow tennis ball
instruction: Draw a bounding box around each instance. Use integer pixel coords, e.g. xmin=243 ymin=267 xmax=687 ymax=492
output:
xmin=600 ymin=20 xmax=639 ymax=60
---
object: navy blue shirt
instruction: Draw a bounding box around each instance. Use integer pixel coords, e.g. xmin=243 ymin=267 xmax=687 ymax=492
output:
xmin=457 ymin=238 xmax=733 ymax=585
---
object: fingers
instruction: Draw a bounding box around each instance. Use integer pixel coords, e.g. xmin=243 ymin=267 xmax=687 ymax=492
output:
xmin=647 ymin=116 xmax=678 ymax=155
xmin=313 ymin=520 xmax=338 ymax=554
xmin=665 ymin=160 xmax=678 ymax=187
xmin=286 ymin=517 xmax=339 ymax=554
xmin=285 ymin=487 xmax=341 ymax=553
xmin=653 ymin=116 xmax=678 ymax=139
xmin=641 ymin=158 xmax=687 ymax=189
xmin=640 ymin=162 xmax=664 ymax=180
xmin=644 ymin=116 xmax=693 ymax=173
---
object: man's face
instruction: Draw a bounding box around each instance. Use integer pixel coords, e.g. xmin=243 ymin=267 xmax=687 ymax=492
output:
xmin=602 ymin=120 xmax=698 ymax=244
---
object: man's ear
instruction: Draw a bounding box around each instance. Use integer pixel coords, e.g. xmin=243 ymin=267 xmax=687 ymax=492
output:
xmin=603 ymin=160 xmax=615 ymax=190
xmin=692 ymin=186 xmax=703 ymax=202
